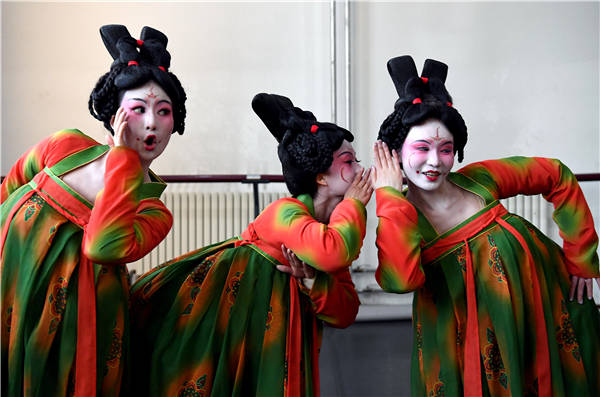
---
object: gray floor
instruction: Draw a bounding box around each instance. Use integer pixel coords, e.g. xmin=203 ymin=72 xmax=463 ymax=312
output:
xmin=319 ymin=320 xmax=413 ymax=397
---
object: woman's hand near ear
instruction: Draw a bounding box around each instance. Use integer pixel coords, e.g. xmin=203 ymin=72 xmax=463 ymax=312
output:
xmin=107 ymin=107 xmax=130 ymax=148
xmin=344 ymin=167 xmax=373 ymax=206
xmin=372 ymin=140 xmax=403 ymax=191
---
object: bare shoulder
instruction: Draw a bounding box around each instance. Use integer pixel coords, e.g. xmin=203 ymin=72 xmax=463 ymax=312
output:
xmin=60 ymin=153 xmax=108 ymax=204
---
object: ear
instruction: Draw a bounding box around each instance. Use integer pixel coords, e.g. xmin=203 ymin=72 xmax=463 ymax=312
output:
xmin=315 ymin=173 xmax=328 ymax=187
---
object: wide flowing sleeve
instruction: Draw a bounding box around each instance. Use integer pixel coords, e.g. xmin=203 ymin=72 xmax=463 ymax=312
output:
xmin=375 ymin=186 xmax=426 ymax=293
xmin=83 ymin=146 xmax=173 ymax=264
xmin=258 ymin=197 xmax=367 ymax=273
xmin=304 ymin=269 xmax=360 ymax=328
xmin=1 ymin=129 xmax=96 ymax=202
xmin=459 ymin=156 xmax=599 ymax=278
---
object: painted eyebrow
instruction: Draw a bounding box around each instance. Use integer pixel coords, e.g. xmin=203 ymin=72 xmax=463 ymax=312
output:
xmin=127 ymin=98 xmax=172 ymax=106
xmin=337 ymin=151 xmax=355 ymax=157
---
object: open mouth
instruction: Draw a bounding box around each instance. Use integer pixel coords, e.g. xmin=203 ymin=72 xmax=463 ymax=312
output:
xmin=422 ymin=170 xmax=440 ymax=181
xmin=143 ymin=134 xmax=157 ymax=151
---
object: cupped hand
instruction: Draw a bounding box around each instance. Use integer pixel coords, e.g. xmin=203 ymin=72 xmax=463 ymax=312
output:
xmin=107 ymin=107 xmax=130 ymax=148
xmin=569 ymin=275 xmax=599 ymax=304
xmin=344 ymin=167 xmax=374 ymax=206
xmin=372 ymin=140 xmax=403 ymax=191
xmin=277 ymin=244 xmax=316 ymax=280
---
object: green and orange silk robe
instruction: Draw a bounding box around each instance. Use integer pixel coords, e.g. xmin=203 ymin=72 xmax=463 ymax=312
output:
xmin=130 ymin=194 xmax=367 ymax=397
xmin=1 ymin=129 xmax=172 ymax=397
xmin=375 ymin=157 xmax=600 ymax=397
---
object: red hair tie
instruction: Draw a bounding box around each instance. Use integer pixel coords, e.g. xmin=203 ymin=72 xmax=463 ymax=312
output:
xmin=136 ymin=39 xmax=144 ymax=47
xmin=412 ymin=98 xmax=422 ymax=104
xmin=310 ymin=124 xmax=319 ymax=133
xmin=128 ymin=60 xmax=138 ymax=66
xmin=420 ymin=77 xmax=429 ymax=83
xmin=447 ymin=102 xmax=453 ymax=107
xmin=158 ymin=66 xmax=166 ymax=72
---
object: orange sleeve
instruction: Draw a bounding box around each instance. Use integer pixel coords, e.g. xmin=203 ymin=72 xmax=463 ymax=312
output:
xmin=83 ymin=146 xmax=172 ymax=264
xmin=374 ymin=186 xmax=426 ymax=293
xmin=254 ymin=197 xmax=367 ymax=273
xmin=305 ymin=269 xmax=360 ymax=328
xmin=459 ymin=157 xmax=599 ymax=278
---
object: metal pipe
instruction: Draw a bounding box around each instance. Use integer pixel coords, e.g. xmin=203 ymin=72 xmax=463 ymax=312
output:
xmin=330 ymin=0 xmax=337 ymax=123
xmin=344 ymin=0 xmax=351 ymax=130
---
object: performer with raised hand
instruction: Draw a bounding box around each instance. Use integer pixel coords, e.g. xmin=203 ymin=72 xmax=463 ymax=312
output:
xmin=372 ymin=55 xmax=600 ymax=397
xmin=130 ymin=93 xmax=372 ymax=396
xmin=1 ymin=24 xmax=187 ymax=397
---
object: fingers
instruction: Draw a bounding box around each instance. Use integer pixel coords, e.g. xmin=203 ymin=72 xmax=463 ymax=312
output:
xmin=370 ymin=166 xmax=378 ymax=186
xmin=362 ymin=167 xmax=373 ymax=186
xmin=355 ymin=167 xmax=372 ymax=189
xmin=351 ymin=166 xmax=365 ymax=186
xmin=275 ymin=264 xmax=293 ymax=275
xmin=113 ymin=107 xmax=129 ymax=147
xmin=281 ymin=244 xmax=313 ymax=278
xmin=301 ymin=261 xmax=316 ymax=279
xmin=381 ymin=141 xmax=393 ymax=168
xmin=576 ymin=276 xmax=585 ymax=303
xmin=373 ymin=141 xmax=383 ymax=169
xmin=376 ymin=141 xmax=391 ymax=169
xmin=569 ymin=275 xmax=578 ymax=301
xmin=391 ymin=149 xmax=401 ymax=172
xmin=106 ymin=133 xmax=115 ymax=147
xmin=585 ymin=279 xmax=593 ymax=300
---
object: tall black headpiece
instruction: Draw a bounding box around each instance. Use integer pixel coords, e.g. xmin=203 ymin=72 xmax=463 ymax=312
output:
xmin=89 ymin=24 xmax=187 ymax=134
xmin=378 ymin=55 xmax=467 ymax=162
xmin=252 ymin=93 xmax=354 ymax=197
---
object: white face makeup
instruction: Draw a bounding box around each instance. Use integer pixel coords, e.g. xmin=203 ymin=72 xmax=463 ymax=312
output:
xmin=321 ymin=140 xmax=362 ymax=196
xmin=401 ymin=119 xmax=455 ymax=191
xmin=117 ymin=80 xmax=174 ymax=164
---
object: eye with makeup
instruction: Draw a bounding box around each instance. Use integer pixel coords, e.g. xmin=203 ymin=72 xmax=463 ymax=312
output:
xmin=409 ymin=142 xmax=430 ymax=152
xmin=158 ymin=108 xmax=172 ymax=116
xmin=440 ymin=143 xmax=454 ymax=154
xmin=131 ymin=106 xmax=145 ymax=114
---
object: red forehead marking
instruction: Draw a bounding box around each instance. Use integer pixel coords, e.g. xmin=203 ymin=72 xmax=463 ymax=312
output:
xmin=432 ymin=127 xmax=442 ymax=141
xmin=146 ymin=86 xmax=158 ymax=99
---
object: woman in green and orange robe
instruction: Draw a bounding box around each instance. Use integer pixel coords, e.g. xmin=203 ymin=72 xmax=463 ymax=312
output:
xmin=373 ymin=56 xmax=600 ymax=396
xmin=1 ymin=24 xmax=187 ymax=397
xmin=130 ymin=93 xmax=372 ymax=397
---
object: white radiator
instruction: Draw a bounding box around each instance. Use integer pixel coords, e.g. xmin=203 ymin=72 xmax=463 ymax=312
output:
xmin=500 ymin=194 xmax=558 ymax=240
xmin=129 ymin=189 xmax=287 ymax=275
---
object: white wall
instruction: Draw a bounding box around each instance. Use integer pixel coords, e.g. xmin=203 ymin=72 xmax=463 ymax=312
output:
xmin=2 ymin=1 xmax=599 ymax=272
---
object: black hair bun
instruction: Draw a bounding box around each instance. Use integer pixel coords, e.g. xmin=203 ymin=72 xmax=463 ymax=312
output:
xmin=89 ymin=24 xmax=187 ymax=135
xmin=252 ymin=93 xmax=353 ymax=196
xmin=378 ymin=55 xmax=468 ymax=162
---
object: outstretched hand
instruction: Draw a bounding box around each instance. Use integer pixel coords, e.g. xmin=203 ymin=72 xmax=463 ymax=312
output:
xmin=569 ymin=275 xmax=600 ymax=304
xmin=344 ymin=167 xmax=374 ymax=206
xmin=277 ymin=244 xmax=316 ymax=280
xmin=106 ymin=107 xmax=129 ymax=148
xmin=372 ymin=140 xmax=403 ymax=191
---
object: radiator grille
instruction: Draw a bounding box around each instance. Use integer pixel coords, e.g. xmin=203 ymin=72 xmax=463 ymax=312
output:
xmin=129 ymin=190 xmax=287 ymax=274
